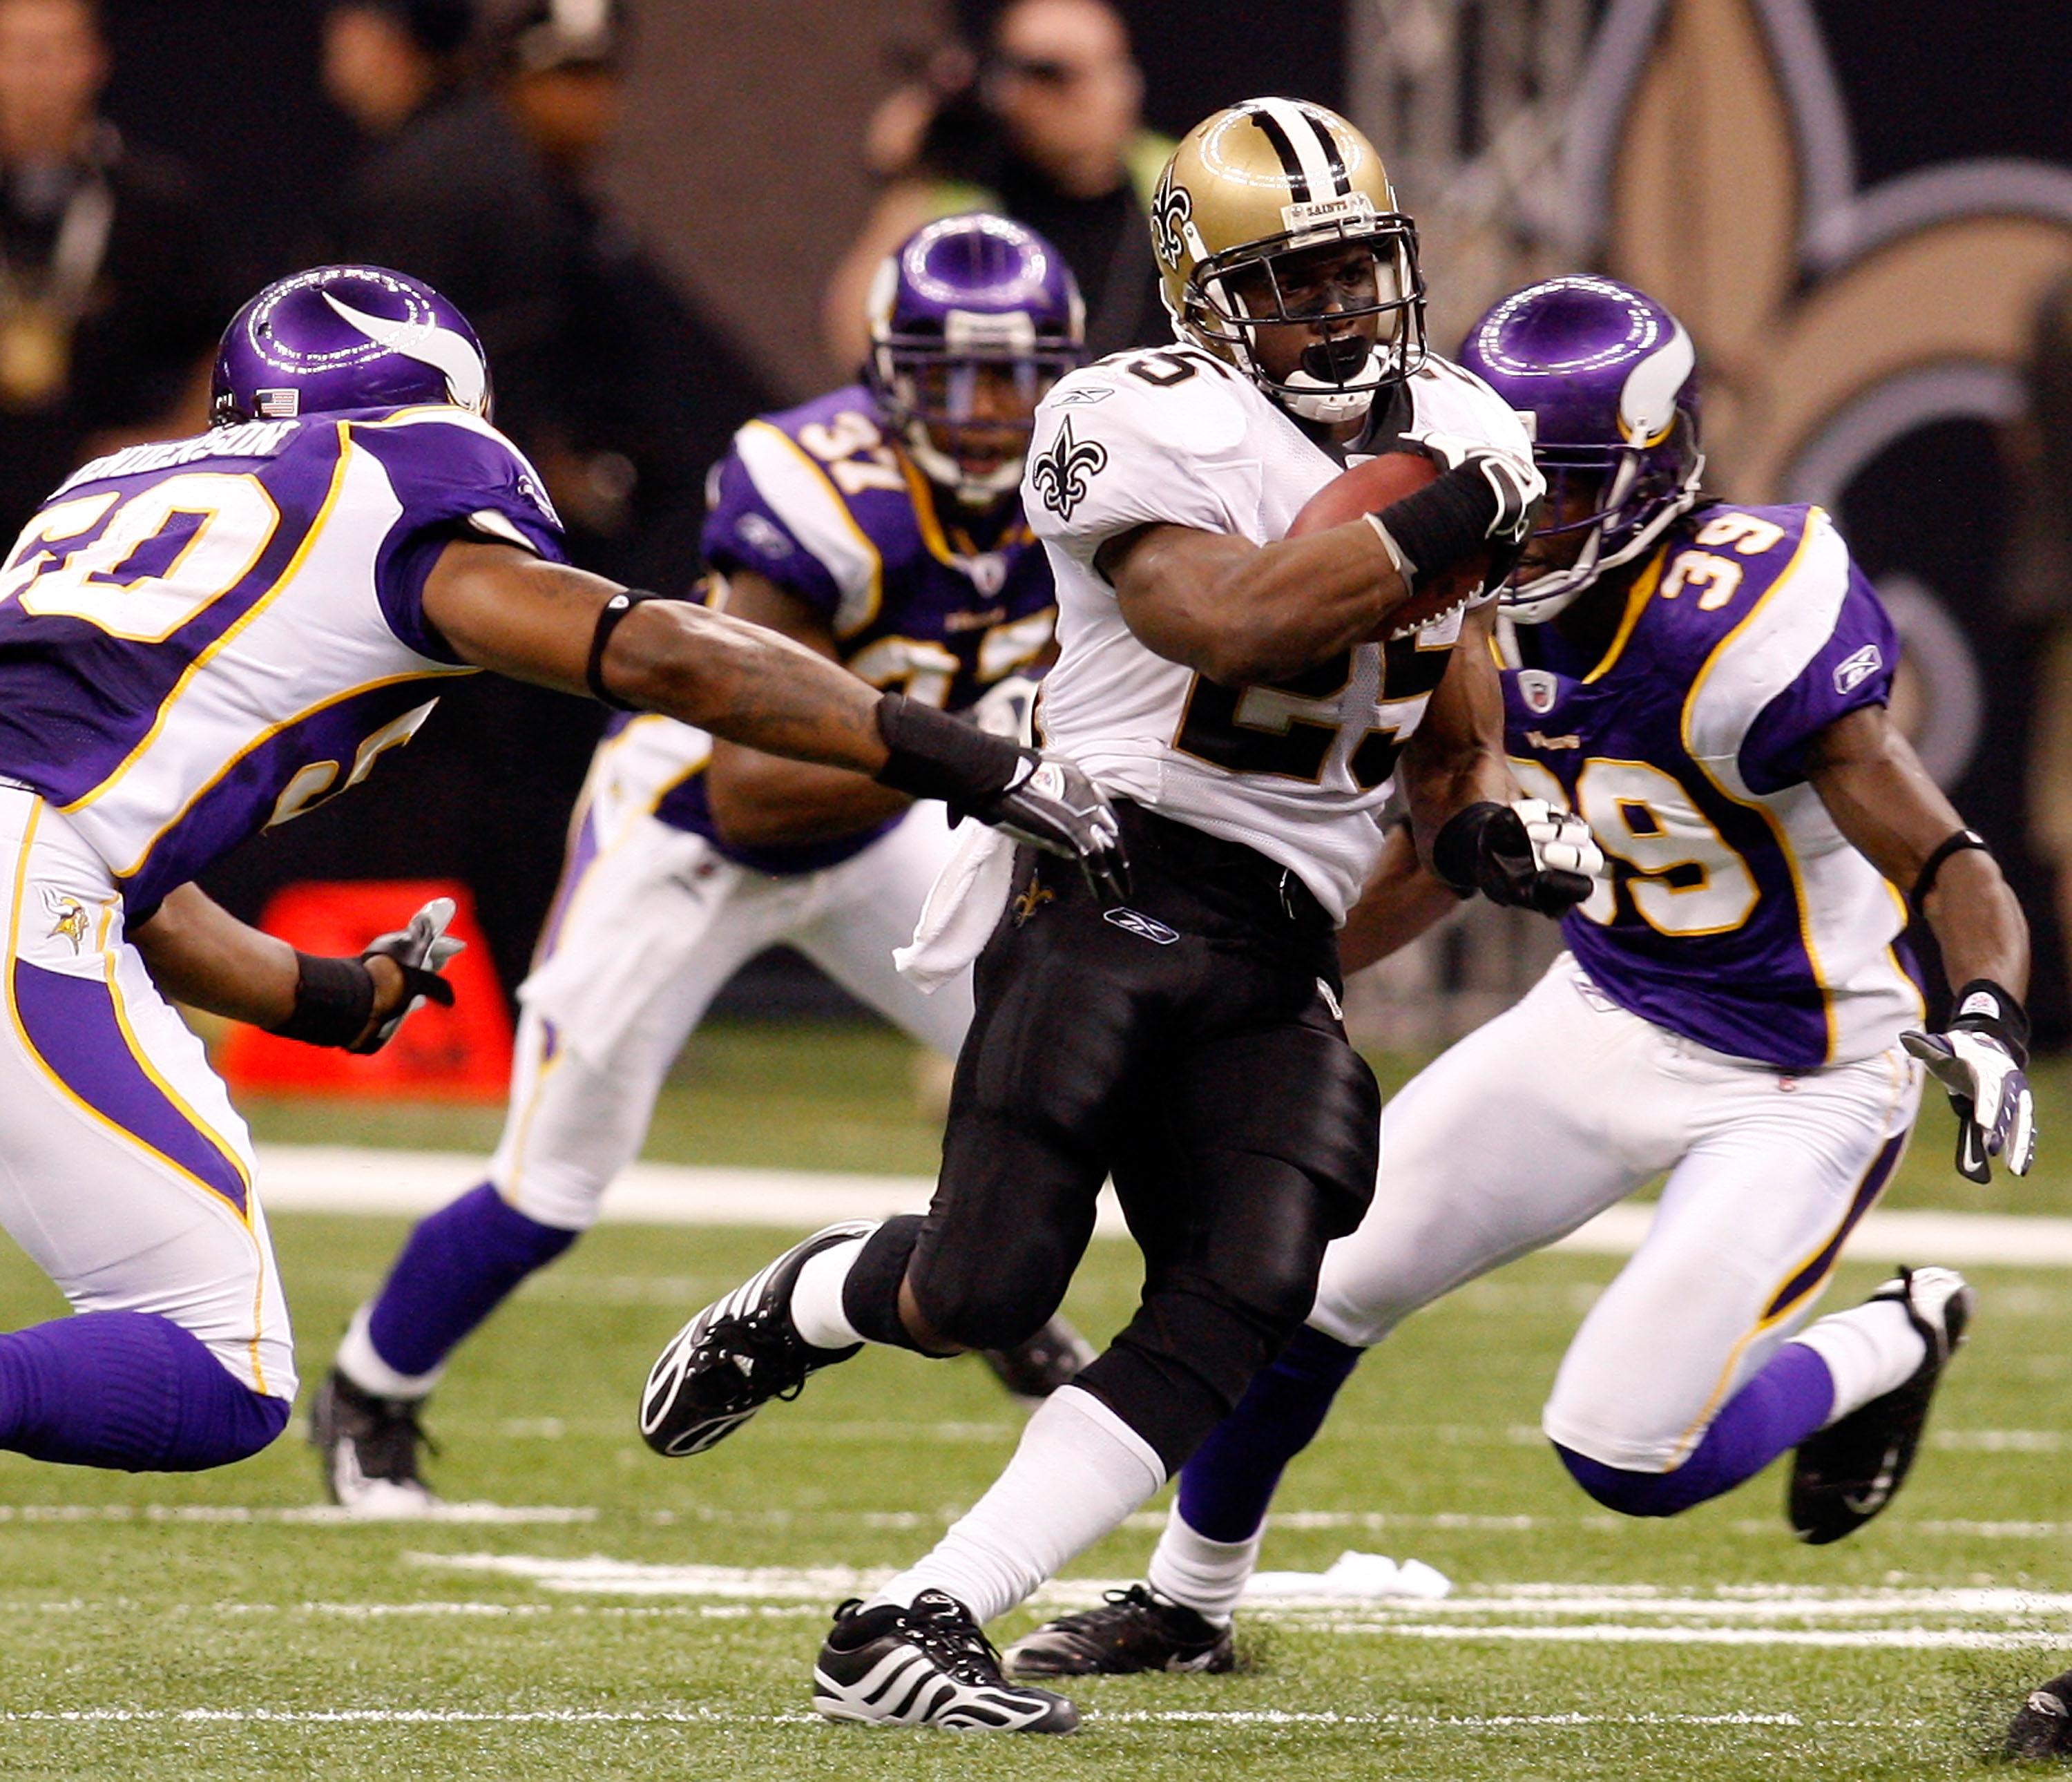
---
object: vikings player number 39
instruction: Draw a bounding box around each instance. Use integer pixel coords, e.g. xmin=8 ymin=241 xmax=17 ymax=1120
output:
xmin=1003 ymin=276 xmax=2038 ymax=1686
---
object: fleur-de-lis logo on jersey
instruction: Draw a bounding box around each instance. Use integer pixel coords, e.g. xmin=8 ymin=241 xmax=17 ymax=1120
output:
xmin=45 ymin=894 xmax=88 ymax=954
xmin=1011 ymin=879 xmax=1055 ymax=928
xmin=1151 ymin=168 xmax=1193 ymax=272
xmin=1030 ymin=416 xmax=1108 ymax=521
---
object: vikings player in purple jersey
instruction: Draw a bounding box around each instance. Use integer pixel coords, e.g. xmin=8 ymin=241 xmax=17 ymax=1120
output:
xmin=311 ymin=216 xmax=1103 ymax=1513
xmin=1003 ymin=275 xmax=2037 ymax=1680
xmin=0 ymin=260 xmax=1123 ymax=1482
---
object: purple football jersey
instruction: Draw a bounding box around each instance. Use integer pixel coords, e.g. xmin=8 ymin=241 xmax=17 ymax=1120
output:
xmin=0 ymin=408 xmax=564 ymax=911
xmin=653 ymin=383 xmax=1055 ymax=874
xmin=1502 ymin=502 xmax=1923 ymax=1071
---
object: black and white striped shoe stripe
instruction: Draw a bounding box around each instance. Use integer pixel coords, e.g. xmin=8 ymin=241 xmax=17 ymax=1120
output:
xmin=814 ymin=1649 xmax=1063 ymax=1730
xmin=1244 ymin=98 xmax=1350 ymax=202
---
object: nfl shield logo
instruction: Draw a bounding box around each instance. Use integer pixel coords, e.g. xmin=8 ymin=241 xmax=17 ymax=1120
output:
xmin=1517 ymin=669 xmax=1560 ymax=715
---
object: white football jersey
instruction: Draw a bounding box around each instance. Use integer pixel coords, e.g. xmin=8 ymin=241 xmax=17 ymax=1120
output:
xmin=1023 ymin=342 xmax=1531 ymax=921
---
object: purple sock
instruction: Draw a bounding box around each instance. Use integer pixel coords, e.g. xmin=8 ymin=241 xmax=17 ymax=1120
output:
xmin=1556 ymin=1341 xmax=1837 ymax=1517
xmin=364 ymin=1182 xmax=577 ymax=1381
xmin=1177 ymin=1325 xmax=1365 ymax=1543
xmin=0 ymin=1311 xmax=288 ymax=1471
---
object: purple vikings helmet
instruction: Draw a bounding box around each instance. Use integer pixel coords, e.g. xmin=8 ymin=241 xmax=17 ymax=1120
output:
xmin=1460 ymin=276 xmax=1705 ymax=624
xmin=211 ymin=265 xmax=492 ymax=428
xmin=865 ymin=214 xmax=1084 ymax=506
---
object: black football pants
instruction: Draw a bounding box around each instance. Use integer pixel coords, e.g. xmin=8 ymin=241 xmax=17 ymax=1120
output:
xmin=899 ymin=801 xmax=1381 ymax=1473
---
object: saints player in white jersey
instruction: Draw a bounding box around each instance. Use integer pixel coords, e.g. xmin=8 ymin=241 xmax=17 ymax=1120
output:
xmin=637 ymin=100 xmax=1597 ymax=1732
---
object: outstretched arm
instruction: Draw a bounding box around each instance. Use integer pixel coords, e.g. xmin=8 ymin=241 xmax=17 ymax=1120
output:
xmin=421 ymin=540 xmax=1128 ymax=895
xmin=701 ymin=569 xmax=913 ymax=849
xmin=421 ymin=542 xmax=890 ymax=774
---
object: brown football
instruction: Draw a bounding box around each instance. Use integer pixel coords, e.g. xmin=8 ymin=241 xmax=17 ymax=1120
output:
xmin=1288 ymin=451 xmax=1490 ymax=640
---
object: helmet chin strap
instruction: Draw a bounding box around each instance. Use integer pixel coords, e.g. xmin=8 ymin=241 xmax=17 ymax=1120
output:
xmin=1278 ymin=372 xmax=1378 ymax=425
xmin=904 ymin=423 xmax=1024 ymax=508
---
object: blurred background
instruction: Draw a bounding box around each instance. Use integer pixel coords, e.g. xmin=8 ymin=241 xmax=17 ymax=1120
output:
xmin=14 ymin=0 xmax=2072 ymax=1068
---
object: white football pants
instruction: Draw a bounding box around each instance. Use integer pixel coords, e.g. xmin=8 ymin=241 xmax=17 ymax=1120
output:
xmin=1311 ymin=953 xmax=1921 ymax=1472
xmin=488 ymin=785 xmax=972 ymax=1232
xmin=0 ymin=787 xmax=294 ymax=1398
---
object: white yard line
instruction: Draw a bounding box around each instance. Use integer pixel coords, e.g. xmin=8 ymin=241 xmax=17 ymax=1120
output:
xmin=0 ymin=1706 xmax=1925 ymax=1727
xmin=251 ymin=1144 xmax=2072 ymax=1265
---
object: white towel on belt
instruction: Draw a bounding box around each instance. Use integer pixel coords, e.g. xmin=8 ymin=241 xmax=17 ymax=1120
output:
xmin=894 ymin=822 xmax=1017 ymax=993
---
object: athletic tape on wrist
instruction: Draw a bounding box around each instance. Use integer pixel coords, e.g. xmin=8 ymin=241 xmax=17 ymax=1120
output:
xmin=1431 ymin=801 xmax=1506 ymax=896
xmin=1909 ymin=827 xmax=1991 ymax=920
xmin=269 ymin=952 xmax=376 ymax=1049
xmin=872 ymin=691 xmax=1025 ymax=810
xmin=1947 ymin=975 xmax=2030 ymax=1066
xmin=585 ymin=589 xmax=666 ymax=711
xmin=1373 ymin=464 xmax=1502 ymax=592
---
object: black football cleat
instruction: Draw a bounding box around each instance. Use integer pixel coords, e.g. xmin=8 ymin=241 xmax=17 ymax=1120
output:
xmin=1002 ymin=1583 xmax=1236 ymax=1677
xmin=1787 ymin=1266 xmax=1973 ymax=1544
xmin=639 ymin=1220 xmax=873 ymax=1457
xmin=2008 ymin=1669 xmax=2072 ymax=1761
xmin=813 ymin=1591 xmax=1079 ymax=1732
xmin=309 ymin=1368 xmax=439 ymax=1517
xmin=978 ymin=1314 xmax=1097 ymax=1403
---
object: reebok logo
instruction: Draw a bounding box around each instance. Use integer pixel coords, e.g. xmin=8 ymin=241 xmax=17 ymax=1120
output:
xmin=1103 ymin=908 xmax=1180 ymax=946
xmin=1832 ymin=644 xmax=1883 ymax=695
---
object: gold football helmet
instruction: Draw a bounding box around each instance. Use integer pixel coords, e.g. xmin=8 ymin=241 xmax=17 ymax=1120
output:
xmin=1151 ymin=98 xmax=1425 ymax=423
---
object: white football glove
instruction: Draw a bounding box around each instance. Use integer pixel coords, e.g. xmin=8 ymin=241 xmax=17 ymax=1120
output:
xmin=1408 ymin=431 xmax=1546 ymax=545
xmin=966 ymin=674 xmax=1040 ymax=745
xmin=1902 ymin=1026 xmax=2036 ymax=1182
xmin=354 ymin=896 xmax=464 ymax=1055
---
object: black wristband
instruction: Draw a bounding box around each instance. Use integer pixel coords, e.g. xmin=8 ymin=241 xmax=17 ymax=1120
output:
xmin=1947 ymin=977 xmax=2031 ymax=1067
xmin=586 ymin=589 xmax=666 ymax=711
xmin=1374 ymin=464 xmax=1501 ymax=590
xmin=269 ymin=952 xmax=376 ymax=1049
xmin=1431 ymin=801 xmax=1506 ymax=894
xmin=1909 ymin=827 xmax=1991 ymax=921
xmin=873 ymin=691 xmax=1026 ymax=812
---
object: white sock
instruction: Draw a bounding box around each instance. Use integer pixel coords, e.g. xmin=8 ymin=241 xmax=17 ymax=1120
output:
xmin=1146 ymin=1499 xmax=1260 ymax=1625
xmin=1791 ymin=1299 xmax=1926 ymax=1426
xmin=868 ymin=1385 xmax=1167 ymax=1625
xmin=788 ymin=1238 xmax=867 ymax=1350
xmin=335 ymin=1303 xmax=441 ymax=1400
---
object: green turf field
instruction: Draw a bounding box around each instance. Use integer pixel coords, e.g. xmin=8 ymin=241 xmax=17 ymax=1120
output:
xmin=3 ymin=1024 xmax=2070 ymax=1777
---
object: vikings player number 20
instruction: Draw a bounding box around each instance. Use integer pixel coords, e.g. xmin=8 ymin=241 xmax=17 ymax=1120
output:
xmin=5 ymin=472 xmax=281 ymax=641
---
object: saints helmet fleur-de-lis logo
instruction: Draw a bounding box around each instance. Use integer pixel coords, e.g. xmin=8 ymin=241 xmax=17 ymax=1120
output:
xmin=1030 ymin=416 xmax=1108 ymax=522
xmin=1151 ymin=169 xmax=1193 ymax=271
